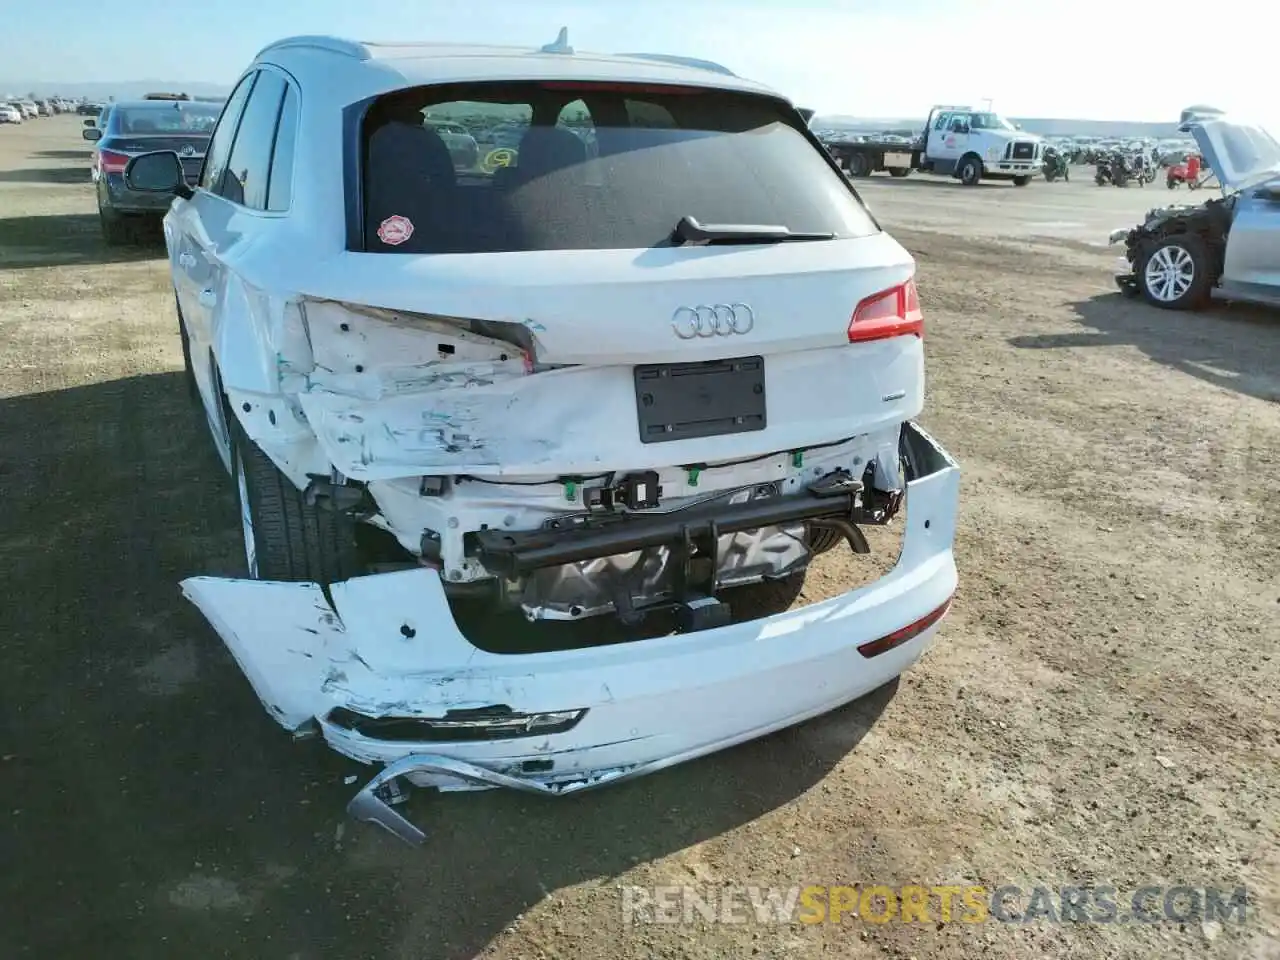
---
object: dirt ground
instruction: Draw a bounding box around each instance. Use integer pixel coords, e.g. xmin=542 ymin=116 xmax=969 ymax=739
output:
xmin=2 ymin=116 xmax=1277 ymax=960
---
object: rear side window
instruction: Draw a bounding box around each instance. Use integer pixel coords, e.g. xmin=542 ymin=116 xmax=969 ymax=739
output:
xmin=200 ymin=72 xmax=255 ymax=192
xmin=267 ymin=84 xmax=299 ymax=212
xmin=358 ymin=82 xmax=875 ymax=254
xmin=221 ymin=70 xmax=287 ymax=209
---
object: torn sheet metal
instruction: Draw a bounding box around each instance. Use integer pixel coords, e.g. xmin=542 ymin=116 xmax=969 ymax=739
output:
xmin=347 ymin=753 xmax=641 ymax=844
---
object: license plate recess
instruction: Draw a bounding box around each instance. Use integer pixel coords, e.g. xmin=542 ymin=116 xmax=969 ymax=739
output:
xmin=634 ymin=356 xmax=766 ymax=444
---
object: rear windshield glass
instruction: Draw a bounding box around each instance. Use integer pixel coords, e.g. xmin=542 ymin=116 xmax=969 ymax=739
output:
xmin=115 ymin=104 xmax=220 ymax=135
xmin=358 ymin=82 xmax=876 ymax=253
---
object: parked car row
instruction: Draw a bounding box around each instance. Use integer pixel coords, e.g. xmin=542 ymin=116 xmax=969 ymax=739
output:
xmin=3 ymin=99 xmax=40 ymax=122
xmin=1 ymin=95 xmax=98 ymax=124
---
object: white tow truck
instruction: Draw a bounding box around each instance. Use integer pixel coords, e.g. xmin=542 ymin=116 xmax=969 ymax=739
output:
xmin=825 ymin=104 xmax=1046 ymax=186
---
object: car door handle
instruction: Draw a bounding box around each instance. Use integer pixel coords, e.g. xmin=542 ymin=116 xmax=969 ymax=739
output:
xmin=178 ymin=253 xmax=196 ymax=268
xmin=199 ymin=289 xmax=217 ymax=308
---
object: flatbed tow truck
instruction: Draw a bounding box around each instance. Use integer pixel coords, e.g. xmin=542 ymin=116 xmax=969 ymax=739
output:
xmin=823 ymin=105 xmax=1045 ymax=186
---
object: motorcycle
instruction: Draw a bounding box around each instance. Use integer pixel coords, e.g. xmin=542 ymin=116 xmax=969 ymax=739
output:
xmin=1043 ymin=148 xmax=1070 ymax=182
xmin=1166 ymin=154 xmax=1205 ymax=190
xmin=1108 ymin=152 xmax=1154 ymax=188
xmin=1130 ymin=153 xmax=1156 ymax=186
xmin=1095 ymin=155 xmax=1114 ymax=185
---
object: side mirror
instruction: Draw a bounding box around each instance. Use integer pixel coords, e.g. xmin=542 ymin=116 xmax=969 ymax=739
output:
xmin=82 ymin=127 xmax=101 ymax=142
xmin=125 ymin=151 xmax=190 ymax=198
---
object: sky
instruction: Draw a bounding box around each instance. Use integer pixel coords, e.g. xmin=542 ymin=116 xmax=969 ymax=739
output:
xmin=0 ymin=0 xmax=1271 ymax=123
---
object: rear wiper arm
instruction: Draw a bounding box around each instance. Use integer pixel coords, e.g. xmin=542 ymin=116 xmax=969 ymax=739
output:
xmin=671 ymin=215 xmax=835 ymax=246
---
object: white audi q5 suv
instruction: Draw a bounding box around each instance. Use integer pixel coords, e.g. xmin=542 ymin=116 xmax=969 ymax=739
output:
xmin=123 ymin=29 xmax=961 ymax=842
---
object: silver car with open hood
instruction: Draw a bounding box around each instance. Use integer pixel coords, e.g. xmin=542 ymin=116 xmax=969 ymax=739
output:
xmin=1111 ymin=106 xmax=1280 ymax=310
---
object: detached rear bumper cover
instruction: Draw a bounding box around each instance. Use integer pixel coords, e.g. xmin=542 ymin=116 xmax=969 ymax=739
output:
xmin=181 ymin=422 xmax=959 ymax=844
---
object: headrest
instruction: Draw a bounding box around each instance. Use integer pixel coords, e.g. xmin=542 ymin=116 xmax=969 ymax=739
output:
xmin=513 ymin=126 xmax=587 ymax=181
xmin=368 ymin=121 xmax=456 ymax=189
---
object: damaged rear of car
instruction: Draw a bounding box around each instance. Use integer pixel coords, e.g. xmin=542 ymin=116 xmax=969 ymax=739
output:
xmin=142 ymin=35 xmax=960 ymax=842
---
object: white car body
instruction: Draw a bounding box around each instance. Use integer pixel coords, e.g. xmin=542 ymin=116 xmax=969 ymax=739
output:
xmin=0 ymin=105 xmax=21 ymax=124
xmin=134 ymin=31 xmax=959 ymax=842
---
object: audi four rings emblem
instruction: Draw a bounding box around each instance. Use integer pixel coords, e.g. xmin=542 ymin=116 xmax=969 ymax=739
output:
xmin=671 ymin=303 xmax=755 ymax=339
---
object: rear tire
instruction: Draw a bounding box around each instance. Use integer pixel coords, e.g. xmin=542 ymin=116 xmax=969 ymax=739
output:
xmin=176 ymin=296 xmax=198 ymax=402
xmin=889 ymin=168 xmax=910 ymax=178
xmin=228 ymin=410 xmax=363 ymax=583
xmin=847 ymin=153 xmax=871 ymax=178
xmin=958 ymin=155 xmax=983 ymax=186
xmin=99 ymin=205 xmax=130 ymax=246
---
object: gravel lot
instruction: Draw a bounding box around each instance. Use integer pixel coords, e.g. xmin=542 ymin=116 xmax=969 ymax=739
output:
xmin=2 ymin=116 xmax=1277 ymax=960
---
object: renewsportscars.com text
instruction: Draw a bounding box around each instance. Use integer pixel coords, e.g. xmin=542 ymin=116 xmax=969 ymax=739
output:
xmin=621 ymin=884 xmax=1250 ymax=926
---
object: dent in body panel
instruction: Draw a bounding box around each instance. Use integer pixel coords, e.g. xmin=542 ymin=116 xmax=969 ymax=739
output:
xmin=289 ymin=340 xmax=921 ymax=480
xmin=181 ymin=569 xmax=529 ymax=731
xmin=285 ymin=300 xmax=546 ymax=474
xmin=214 ymin=295 xmax=919 ymax=524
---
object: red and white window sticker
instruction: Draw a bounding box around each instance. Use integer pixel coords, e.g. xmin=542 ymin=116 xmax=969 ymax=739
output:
xmin=377 ymin=215 xmax=414 ymax=246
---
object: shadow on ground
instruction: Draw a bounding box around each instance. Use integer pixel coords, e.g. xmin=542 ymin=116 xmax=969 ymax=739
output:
xmin=34 ymin=149 xmax=94 ymax=160
xmin=0 ymin=371 xmax=897 ymax=959
xmin=0 ymin=165 xmax=91 ymax=185
xmin=0 ymin=213 xmax=163 ymax=269
xmin=1009 ymin=292 xmax=1280 ymax=404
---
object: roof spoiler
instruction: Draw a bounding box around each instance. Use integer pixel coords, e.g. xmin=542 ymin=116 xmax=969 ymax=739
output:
xmin=615 ymin=52 xmax=736 ymax=77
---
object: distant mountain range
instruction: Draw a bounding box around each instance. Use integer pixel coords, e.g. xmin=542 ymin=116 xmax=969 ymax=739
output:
xmin=0 ymin=80 xmax=232 ymax=101
xmin=814 ymin=115 xmax=1184 ymax=139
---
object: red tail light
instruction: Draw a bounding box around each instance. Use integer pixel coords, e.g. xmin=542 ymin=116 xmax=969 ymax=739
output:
xmin=848 ymin=278 xmax=924 ymax=343
xmin=98 ymin=149 xmax=130 ymax=174
xmin=857 ymin=593 xmax=953 ymax=659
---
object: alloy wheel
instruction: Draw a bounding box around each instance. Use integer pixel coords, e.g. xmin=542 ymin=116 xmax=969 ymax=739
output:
xmin=1144 ymin=245 xmax=1195 ymax=303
